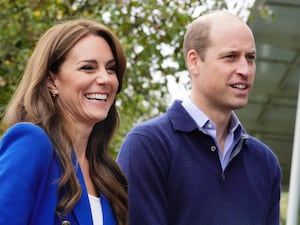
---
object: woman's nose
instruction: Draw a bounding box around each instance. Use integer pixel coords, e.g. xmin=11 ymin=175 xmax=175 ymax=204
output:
xmin=96 ymin=70 xmax=110 ymax=83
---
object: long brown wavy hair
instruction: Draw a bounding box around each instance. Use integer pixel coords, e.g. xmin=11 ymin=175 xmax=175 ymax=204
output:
xmin=4 ymin=19 xmax=128 ymax=225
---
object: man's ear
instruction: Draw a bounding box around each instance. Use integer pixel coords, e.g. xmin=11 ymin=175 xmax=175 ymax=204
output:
xmin=47 ymin=71 xmax=58 ymax=97
xmin=186 ymin=50 xmax=200 ymax=76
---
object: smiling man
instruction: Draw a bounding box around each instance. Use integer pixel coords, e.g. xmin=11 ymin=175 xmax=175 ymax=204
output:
xmin=117 ymin=10 xmax=282 ymax=225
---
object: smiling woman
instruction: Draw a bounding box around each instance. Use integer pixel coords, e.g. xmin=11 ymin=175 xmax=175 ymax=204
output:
xmin=0 ymin=19 xmax=127 ymax=225
xmin=48 ymin=34 xmax=119 ymax=126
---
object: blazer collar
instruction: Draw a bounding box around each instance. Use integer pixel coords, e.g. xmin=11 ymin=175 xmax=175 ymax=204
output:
xmin=73 ymin=164 xmax=93 ymax=225
xmin=101 ymin=195 xmax=117 ymax=225
xmin=71 ymin=154 xmax=117 ymax=225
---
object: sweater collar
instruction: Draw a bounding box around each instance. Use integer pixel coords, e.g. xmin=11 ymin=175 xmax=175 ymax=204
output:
xmin=167 ymin=100 xmax=199 ymax=132
xmin=167 ymin=100 xmax=249 ymax=139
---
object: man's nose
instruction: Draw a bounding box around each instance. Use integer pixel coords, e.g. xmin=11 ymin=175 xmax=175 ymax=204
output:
xmin=236 ymin=58 xmax=253 ymax=76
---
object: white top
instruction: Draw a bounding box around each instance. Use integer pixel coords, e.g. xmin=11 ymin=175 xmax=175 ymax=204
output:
xmin=88 ymin=194 xmax=103 ymax=225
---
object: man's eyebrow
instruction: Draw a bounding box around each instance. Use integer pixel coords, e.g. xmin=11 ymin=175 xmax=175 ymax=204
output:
xmin=247 ymin=51 xmax=256 ymax=56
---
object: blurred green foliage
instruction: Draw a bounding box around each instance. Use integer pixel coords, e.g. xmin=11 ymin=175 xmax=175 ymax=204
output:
xmin=0 ymin=0 xmax=232 ymax=151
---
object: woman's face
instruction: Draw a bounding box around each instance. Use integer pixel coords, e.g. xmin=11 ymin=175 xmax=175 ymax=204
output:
xmin=49 ymin=34 xmax=119 ymax=128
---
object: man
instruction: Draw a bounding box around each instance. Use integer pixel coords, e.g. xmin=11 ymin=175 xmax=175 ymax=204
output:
xmin=117 ymin=10 xmax=281 ymax=225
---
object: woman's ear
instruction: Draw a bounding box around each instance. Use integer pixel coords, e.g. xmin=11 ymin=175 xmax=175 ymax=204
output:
xmin=186 ymin=50 xmax=200 ymax=76
xmin=47 ymin=71 xmax=58 ymax=97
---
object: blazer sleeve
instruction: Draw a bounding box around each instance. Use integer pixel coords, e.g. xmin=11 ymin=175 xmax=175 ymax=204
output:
xmin=0 ymin=122 xmax=54 ymax=224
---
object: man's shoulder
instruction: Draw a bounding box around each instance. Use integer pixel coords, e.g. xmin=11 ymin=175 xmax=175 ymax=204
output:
xmin=245 ymin=135 xmax=272 ymax=151
xmin=244 ymin=135 xmax=279 ymax=162
xmin=131 ymin=100 xmax=196 ymax=133
xmin=130 ymin=112 xmax=170 ymax=134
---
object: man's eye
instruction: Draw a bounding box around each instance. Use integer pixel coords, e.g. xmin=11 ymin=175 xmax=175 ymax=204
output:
xmin=247 ymin=55 xmax=256 ymax=61
xmin=226 ymin=55 xmax=235 ymax=59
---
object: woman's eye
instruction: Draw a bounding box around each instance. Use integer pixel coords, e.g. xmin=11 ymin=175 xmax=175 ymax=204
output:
xmin=80 ymin=65 xmax=94 ymax=70
xmin=106 ymin=65 xmax=117 ymax=74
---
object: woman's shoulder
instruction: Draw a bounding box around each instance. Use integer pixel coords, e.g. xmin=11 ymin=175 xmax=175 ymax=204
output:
xmin=3 ymin=122 xmax=44 ymax=133
xmin=0 ymin=122 xmax=54 ymax=161
xmin=0 ymin=123 xmax=57 ymax=222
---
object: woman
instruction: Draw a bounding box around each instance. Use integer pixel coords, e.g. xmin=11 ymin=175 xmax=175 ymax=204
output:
xmin=0 ymin=19 xmax=127 ymax=225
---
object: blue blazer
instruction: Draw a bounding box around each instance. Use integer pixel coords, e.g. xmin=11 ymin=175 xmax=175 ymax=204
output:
xmin=0 ymin=122 xmax=117 ymax=225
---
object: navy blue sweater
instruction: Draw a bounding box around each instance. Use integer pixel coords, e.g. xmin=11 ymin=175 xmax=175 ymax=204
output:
xmin=117 ymin=100 xmax=281 ymax=225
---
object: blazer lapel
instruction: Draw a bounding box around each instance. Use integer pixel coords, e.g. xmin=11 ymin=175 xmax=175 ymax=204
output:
xmin=73 ymin=164 xmax=93 ymax=225
xmin=101 ymin=195 xmax=117 ymax=225
xmin=70 ymin=154 xmax=117 ymax=225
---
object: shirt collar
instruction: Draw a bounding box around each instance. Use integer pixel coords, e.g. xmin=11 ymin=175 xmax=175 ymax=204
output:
xmin=181 ymin=96 xmax=242 ymax=134
xmin=181 ymin=96 xmax=209 ymax=128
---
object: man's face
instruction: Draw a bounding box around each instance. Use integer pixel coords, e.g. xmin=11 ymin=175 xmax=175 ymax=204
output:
xmin=193 ymin=19 xmax=256 ymax=113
